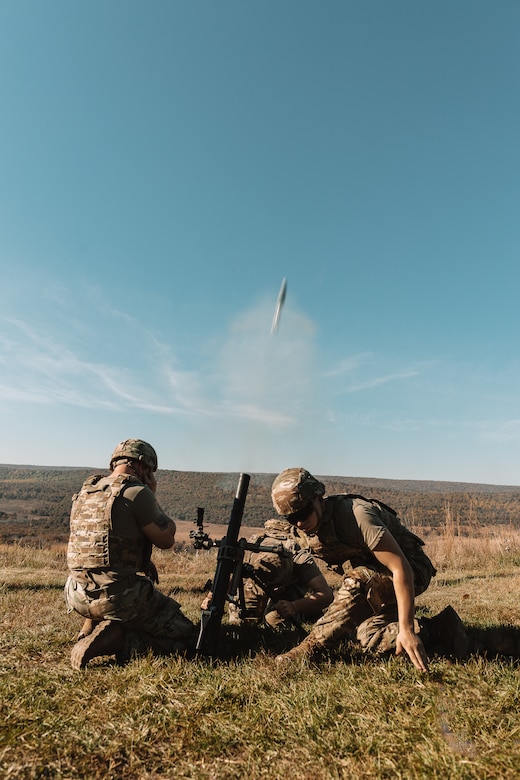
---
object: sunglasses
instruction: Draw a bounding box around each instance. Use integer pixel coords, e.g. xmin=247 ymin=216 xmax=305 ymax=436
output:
xmin=286 ymin=502 xmax=316 ymax=525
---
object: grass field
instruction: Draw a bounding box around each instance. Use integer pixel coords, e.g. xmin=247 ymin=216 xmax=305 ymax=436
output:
xmin=0 ymin=525 xmax=519 ymax=779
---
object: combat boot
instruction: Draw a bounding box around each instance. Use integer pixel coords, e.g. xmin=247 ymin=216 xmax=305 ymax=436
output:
xmin=275 ymin=635 xmax=324 ymax=664
xmin=419 ymin=605 xmax=469 ymax=660
xmin=71 ymin=620 xmax=125 ymax=670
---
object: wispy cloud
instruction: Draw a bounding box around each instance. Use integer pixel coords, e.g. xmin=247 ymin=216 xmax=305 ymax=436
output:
xmin=323 ymin=353 xmax=374 ymax=378
xmin=340 ymin=368 xmax=420 ymax=393
xmin=0 ymin=288 xmax=319 ymax=430
xmin=0 ymin=313 xmax=183 ymax=411
xmin=325 ymin=352 xmax=421 ymax=395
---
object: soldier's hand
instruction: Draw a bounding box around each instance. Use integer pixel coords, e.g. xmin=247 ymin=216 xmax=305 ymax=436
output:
xmin=273 ymin=600 xmax=296 ymax=619
xmin=145 ymin=471 xmax=157 ymax=493
xmin=396 ymin=628 xmax=429 ymax=673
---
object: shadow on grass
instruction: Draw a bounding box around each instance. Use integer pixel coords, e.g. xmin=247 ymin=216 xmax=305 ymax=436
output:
xmin=192 ymin=625 xmax=365 ymax=665
xmin=1 ymin=582 xmax=65 ymax=591
xmin=67 ymin=621 xmax=520 ymax=671
xmin=211 ymin=622 xmax=520 ymax=664
xmin=207 ymin=623 xmax=308 ymax=661
xmin=466 ymin=623 xmax=520 ymax=660
xmin=417 ymin=605 xmax=520 ymax=660
xmin=435 ymin=570 xmax=520 ymax=586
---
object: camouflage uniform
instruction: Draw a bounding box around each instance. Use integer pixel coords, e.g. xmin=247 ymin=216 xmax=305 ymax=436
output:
xmin=229 ymin=519 xmax=324 ymax=628
xmin=294 ymin=495 xmax=436 ymax=655
xmin=65 ymin=472 xmax=196 ymax=661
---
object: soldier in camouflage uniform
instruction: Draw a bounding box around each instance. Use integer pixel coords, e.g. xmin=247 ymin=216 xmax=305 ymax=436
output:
xmin=225 ymin=518 xmax=333 ymax=628
xmin=65 ymin=439 xmax=197 ymax=669
xmin=271 ymin=468 xmax=467 ymax=670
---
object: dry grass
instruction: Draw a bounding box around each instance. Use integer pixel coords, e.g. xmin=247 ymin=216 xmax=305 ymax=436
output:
xmin=420 ymin=519 xmax=520 ymax=569
xmin=0 ymin=525 xmax=519 ymax=779
xmin=414 ymin=525 xmax=520 ymax=629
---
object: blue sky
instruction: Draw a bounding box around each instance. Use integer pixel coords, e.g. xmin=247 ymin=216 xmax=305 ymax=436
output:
xmin=1 ymin=1 xmax=519 ymax=485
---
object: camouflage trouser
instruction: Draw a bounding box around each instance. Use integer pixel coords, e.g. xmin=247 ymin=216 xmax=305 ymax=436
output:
xmin=309 ymin=565 xmax=427 ymax=654
xmin=65 ymin=575 xmax=197 ymax=659
xmin=228 ymin=579 xmax=309 ymax=629
xmin=356 ymin=614 xmax=421 ymax=654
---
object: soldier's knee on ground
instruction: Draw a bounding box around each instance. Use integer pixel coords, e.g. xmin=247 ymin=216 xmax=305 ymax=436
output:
xmin=263 ymin=608 xmax=294 ymax=630
xmin=356 ymin=614 xmax=400 ymax=654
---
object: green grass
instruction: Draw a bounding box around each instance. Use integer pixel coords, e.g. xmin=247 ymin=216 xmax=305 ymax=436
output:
xmin=0 ymin=530 xmax=519 ymax=779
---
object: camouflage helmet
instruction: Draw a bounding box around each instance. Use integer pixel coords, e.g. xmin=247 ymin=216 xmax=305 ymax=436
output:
xmin=110 ymin=439 xmax=158 ymax=472
xmin=248 ymin=549 xmax=294 ymax=588
xmin=271 ymin=468 xmax=325 ymax=517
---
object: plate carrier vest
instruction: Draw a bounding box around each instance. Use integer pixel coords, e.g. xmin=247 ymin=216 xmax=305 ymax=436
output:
xmin=67 ymin=474 xmax=149 ymax=572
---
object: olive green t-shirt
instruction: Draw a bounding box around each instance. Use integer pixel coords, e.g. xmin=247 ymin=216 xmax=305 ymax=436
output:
xmin=321 ymin=496 xmax=387 ymax=551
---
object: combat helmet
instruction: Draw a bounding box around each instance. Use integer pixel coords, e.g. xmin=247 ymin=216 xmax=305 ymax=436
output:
xmin=271 ymin=468 xmax=325 ymax=517
xmin=248 ymin=549 xmax=294 ymax=588
xmin=110 ymin=439 xmax=158 ymax=472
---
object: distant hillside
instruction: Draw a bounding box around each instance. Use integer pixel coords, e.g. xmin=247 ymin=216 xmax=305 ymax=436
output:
xmin=1 ymin=464 xmax=520 ymax=544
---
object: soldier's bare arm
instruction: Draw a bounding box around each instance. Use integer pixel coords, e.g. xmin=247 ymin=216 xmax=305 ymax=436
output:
xmin=273 ymin=573 xmax=333 ymax=619
xmin=372 ymin=531 xmax=429 ymax=673
xmin=141 ymin=518 xmax=176 ymax=549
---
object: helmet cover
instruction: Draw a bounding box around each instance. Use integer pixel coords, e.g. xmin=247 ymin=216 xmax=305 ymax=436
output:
xmin=248 ymin=549 xmax=294 ymax=587
xmin=271 ymin=468 xmax=325 ymax=517
xmin=110 ymin=439 xmax=158 ymax=472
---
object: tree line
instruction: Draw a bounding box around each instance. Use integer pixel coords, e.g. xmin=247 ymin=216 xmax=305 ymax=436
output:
xmin=1 ymin=464 xmax=520 ymax=543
